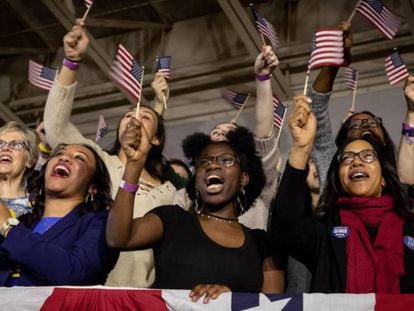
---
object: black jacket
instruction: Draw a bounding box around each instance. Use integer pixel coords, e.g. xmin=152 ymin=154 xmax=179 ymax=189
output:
xmin=271 ymin=162 xmax=414 ymax=293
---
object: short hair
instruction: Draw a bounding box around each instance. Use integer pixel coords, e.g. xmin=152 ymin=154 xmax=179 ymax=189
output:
xmin=0 ymin=121 xmax=38 ymax=167
xmin=317 ymin=136 xmax=414 ymax=221
xmin=22 ymin=144 xmax=113 ymax=226
xmin=106 ymin=105 xmax=168 ymax=182
xmin=182 ymin=126 xmax=266 ymax=214
xmin=167 ymin=158 xmax=192 ymax=179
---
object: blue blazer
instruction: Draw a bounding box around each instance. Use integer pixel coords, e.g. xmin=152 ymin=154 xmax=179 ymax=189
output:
xmin=0 ymin=205 xmax=119 ymax=286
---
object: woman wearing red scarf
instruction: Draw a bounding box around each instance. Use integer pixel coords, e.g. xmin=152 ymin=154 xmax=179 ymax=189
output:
xmin=271 ymin=95 xmax=414 ymax=293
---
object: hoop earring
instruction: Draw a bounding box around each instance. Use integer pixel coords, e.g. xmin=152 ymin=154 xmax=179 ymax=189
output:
xmin=237 ymin=188 xmax=246 ymax=214
xmin=194 ymin=189 xmax=203 ymax=214
xmin=85 ymin=193 xmax=94 ymax=204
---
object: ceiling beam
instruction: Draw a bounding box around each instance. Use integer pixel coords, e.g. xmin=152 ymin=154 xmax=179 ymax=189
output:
xmin=216 ymin=0 xmax=292 ymax=99
xmin=5 ymin=0 xmax=57 ymax=51
xmin=0 ymin=47 xmax=51 ymax=55
xmin=86 ymin=17 xmax=168 ymax=30
xmin=0 ymin=102 xmax=25 ymax=126
xmin=400 ymin=0 xmax=414 ymax=37
xmin=41 ymin=0 xmax=137 ymax=105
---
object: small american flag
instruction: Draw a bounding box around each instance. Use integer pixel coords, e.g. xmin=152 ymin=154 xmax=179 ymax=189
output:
xmin=156 ymin=56 xmax=171 ymax=80
xmin=250 ymin=5 xmax=279 ymax=50
xmin=308 ymin=28 xmax=345 ymax=70
xmin=85 ymin=0 xmax=93 ymax=9
xmin=222 ymin=90 xmax=250 ymax=110
xmin=28 ymin=60 xmax=56 ymax=91
xmin=356 ymin=0 xmax=402 ymax=40
xmin=273 ymin=95 xmax=286 ymax=129
xmin=385 ymin=50 xmax=409 ymax=85
xmin=344 ymin=67 xmax=359 ymax=90
xmin=110 ymin=44 xmax=144 ymax=102
xmin=95 ymin=114 xmax=108 ymax=143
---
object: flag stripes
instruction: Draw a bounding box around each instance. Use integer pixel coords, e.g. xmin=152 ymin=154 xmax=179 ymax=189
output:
xmin=28 ymin=60 xmax=56 ymax=91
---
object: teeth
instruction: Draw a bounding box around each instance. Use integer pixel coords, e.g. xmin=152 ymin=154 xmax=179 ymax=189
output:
xmin=53 ymin=164 xmax=70 ymax=176
xmin=206 ymin=175 xmax=223 ymax=186
xmin=0 ymin=155 xmax=12 ymax=161
xmin=351 ymin=172 xmax=367 ymax=179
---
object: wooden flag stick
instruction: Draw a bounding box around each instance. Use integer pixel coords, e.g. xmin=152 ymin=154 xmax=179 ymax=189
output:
xmin=350 ymin=79 xmax=358 ymax=111
xmin=346 ymin=0 xmax=360 ymax=24
xmin=135 ymin=66 xmax=145 ymax=119
xmin=303 ymin=69 xmax=310 ymax=95
xmin=162 ymin=93 xmax=167 ymax=110
xmin=233 ymin=94 xmax=250 ymax=123
xmin=260 ymin=34 xmax=267 ymax=47
xmin=81 ymin=5 xmax=93 ymax=22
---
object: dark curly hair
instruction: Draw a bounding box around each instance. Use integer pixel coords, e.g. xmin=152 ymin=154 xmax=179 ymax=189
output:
xmin=182 ymin=126 xmax=266 ymax=215
xmin=317 ymin=136 xmax=414 ymax=222
xmin=20 ymin=144 xmax=113 ymax=227
xmin=335 ymin=111 xmax=396 ymax=167
xmin=106 ymin=105 xmax=169 ymax=183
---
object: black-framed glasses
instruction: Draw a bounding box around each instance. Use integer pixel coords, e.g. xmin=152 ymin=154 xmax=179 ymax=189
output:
xmin=348 ymin=117 xmax=382 ymax=130
xmin=337 ymin=149 xmax=378 ymax=165
xmin=0 ymin=139 xmax=29 ymax=151
xmin=195 ymin=154 xmax=239 ymax=168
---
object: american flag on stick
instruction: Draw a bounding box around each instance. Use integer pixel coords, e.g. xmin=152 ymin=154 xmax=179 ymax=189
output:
xmin=308 ymin=28 xmax=345 ymax=70
xmin=110 ymin=44 xmax=144 ymax=102
xmin=84 ymin=0 xmax=93 ymax=9
xmin=344 ymin=67 xmax=359 ymax=91
xmin=156 ymin=56 xmax=171 ymax=80
xmin=385 ymin=49 xmax=409 ymax=85
xmin=273 ymin=95 xmax=286 ymax=129
xmin=250 ymin=4 xmax=279 ymax=50
xmin=355 ymin=0 xmax=402 ymax=40
xmin=95 ymin=114 xmax=108 ymax=143
xmin=222 ymin=90 xmax=250 ymax=110
xmin=28 ymin=60 xmax=56 ymax=91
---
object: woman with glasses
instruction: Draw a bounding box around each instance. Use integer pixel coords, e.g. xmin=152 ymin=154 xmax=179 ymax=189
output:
xmin=271 ymin=95 xmax=414 ymax=293
xmin=107 ymin=118 xmax=285 ymax=302
xmin=0 ymin=143 xmax=119 ymax=286
xmin=0 ymin=122 xmax=38 ymax=218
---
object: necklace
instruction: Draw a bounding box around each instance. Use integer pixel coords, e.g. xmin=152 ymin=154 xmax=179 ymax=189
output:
xmin=200 ymin=213 xmax=238 ymax=224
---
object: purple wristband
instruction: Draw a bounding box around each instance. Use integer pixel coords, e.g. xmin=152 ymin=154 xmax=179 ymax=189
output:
xmin=119 ymin=179 xmax=139 ymax=194
xmin=255 ymin=73 xmax=271 ymax=81
xmin=62 ymin=58 xmax=81 ymax=70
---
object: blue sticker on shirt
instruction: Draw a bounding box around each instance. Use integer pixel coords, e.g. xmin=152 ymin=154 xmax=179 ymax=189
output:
xmin=403 ymin=236 xmax=414 ymax=250
xmin=331 ymin=226 xmax=349 ymax=238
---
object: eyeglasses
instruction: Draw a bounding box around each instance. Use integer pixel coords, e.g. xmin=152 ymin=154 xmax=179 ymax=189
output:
xmin=337 ymin=149 xmax=378 ymax=165
xmin=195 ymin=154 xmax=239 ymax=168
xmin=0 ymin=140 xmax=29 ymax=151
xmin=348 ymin=117 xmax=382 ymax=130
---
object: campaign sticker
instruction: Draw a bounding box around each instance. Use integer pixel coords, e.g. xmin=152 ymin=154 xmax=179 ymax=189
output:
xmin=331 ymin=226 xmax=349 ymax=238
xmin=403 ymin=236 xmax=414 ymax=250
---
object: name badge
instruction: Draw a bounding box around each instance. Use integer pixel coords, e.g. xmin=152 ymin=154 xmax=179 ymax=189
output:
xmin=331 ymin=226 xmax=349 ymax=238
xmin=403 ymin=236 xmax=414 ymax=250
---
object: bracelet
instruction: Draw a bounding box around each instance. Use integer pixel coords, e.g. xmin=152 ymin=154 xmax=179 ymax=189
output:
xmin=402 ymin=122 xmax=414 ymax=137
xmin=38 ymin=142 xmax=52 ymax=154
xmin=119 ymin=179 xmax=139 ymax=194
xmin=62 ymin=58 xmax=81 ymax=70
xmin=255 ymin=73 xmax=271 ymax=81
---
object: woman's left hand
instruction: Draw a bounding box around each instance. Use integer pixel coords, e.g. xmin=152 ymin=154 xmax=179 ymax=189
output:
xmin=254 ymin=45 xmax=279 ymax=76
xmin=189 ymin=284 xmax=231 ymax=304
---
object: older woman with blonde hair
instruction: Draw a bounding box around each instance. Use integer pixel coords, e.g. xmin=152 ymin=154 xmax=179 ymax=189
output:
xmin=0 ymin=121 xmax=38 ymax=217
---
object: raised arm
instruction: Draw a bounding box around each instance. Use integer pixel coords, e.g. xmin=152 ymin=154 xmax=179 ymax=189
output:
xmin=310 ymin=21 xmax=352 ymax=190
xmin=398 ymin=75 xmax=414 ymax=185
xmin=106 ymin=117 xmax=163 ymax=249
xmin=43 ymin=21 xmax=102 ymax=156
xmin=152 ymin=72 xmax=170 ymax=116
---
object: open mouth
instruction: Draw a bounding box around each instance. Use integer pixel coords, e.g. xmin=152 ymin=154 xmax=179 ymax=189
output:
xmin=349 ymin=170 xmax=369 ymax=181
xmin=361 ymin=131 xmax=374 ymax=138
xmin=0 ymin=155 xmax=12 ymax=164
xmin=205 ymin=174 xmax=224 ymax=192
xmin=51 ymin=164 xmax=70 ymax=178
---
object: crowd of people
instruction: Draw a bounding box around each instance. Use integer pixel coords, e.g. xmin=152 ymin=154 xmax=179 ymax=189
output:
xmin=0 ymin=17 xmax=413 ymax=302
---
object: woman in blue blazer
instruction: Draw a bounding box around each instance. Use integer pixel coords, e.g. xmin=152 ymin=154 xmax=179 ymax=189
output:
xmin=0 ymin=143 xmax=119 ymax=286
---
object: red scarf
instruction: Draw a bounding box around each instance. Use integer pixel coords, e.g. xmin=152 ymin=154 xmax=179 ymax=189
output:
xmin=338 ymin=195 xmax=405 ymax=293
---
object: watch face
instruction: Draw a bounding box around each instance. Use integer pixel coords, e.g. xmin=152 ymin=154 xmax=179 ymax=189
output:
xmin=8 ymin=218 xmax=19 ymax=226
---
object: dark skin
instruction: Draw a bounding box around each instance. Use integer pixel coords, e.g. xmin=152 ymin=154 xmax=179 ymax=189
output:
xmin=106 ymin=118 xmax=284 ymax=303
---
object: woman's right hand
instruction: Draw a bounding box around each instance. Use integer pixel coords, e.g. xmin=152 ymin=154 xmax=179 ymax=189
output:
xmin=120 ymin=118 xmax=151 ymax=164
xmin=289 ymin=95 xmax=316 ymax=150
xmin=63 ymin=19 xmax=89 ymax=61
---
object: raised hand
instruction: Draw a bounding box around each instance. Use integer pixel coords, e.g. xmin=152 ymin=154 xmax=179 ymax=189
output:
xmin=63 ymin=19 xmax=89 ymax=61
xmin=404 ymin=75 xmax=414 ymax=112
xmin=120 ymin=118 xmax=151 ymax=164
xmin=254 ymin=45 xmax=279 ymax=76
xmin=151 ymin=72 xmax=170 ymax=103
xmin=288 ymin=95 xmax=316 ymax=150
xmin=189 ymin=284 xmax=231 ymax=304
